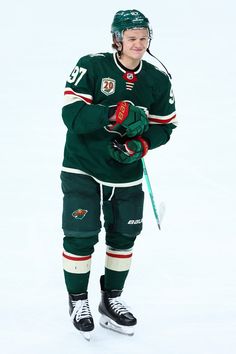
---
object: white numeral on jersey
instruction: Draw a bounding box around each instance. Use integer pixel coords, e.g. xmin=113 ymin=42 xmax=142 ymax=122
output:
xmin=169 ymin=88 xmax=175 ymax=104
xmin=67 ymin=66 xmax=87 ymax=85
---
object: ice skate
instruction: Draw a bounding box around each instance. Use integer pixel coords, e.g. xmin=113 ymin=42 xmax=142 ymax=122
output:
xmin=98 ymin=276 xmax=137 ymax=336
xmin=69 ymin=292 xmax=94 ymax=341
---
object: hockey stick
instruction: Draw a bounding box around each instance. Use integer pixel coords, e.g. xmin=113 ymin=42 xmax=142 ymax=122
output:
xmin=142 ymin=158 xmax=164 ymax=230
xmin=113 ymin=140 xmax=164 ymax=230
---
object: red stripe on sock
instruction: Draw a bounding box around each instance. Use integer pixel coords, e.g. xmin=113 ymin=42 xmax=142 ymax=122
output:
xmin=106 ymin=252 xmax=132 ymax=259
xmin=62 ymin=253 xmax=91 ymax=261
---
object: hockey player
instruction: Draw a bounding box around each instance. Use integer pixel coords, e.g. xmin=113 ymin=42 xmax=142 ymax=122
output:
xmin=60 ymin=9 xmax=177 ymax=339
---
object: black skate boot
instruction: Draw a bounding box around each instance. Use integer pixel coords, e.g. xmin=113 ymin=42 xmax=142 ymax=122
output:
xmin=69 ymin=292 xmax=94 ymax=340
xmin=98 ymin=275 xmax=137 ymax=335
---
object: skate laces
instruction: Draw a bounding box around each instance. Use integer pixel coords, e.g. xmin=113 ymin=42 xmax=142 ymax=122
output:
xmin=108 ymin=297 xmax=131 ymax=315
xmin=71 ymin=299 xmax=92 ymax=322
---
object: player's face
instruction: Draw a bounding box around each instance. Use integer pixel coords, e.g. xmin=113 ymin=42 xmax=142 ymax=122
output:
xmin=121 ymin=28 xmax=149 ymax=63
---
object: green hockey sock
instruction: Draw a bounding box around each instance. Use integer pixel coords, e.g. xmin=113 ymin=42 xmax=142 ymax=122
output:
xmin=104 ymin=247 xmax=133 ymax=290
xmin=62 ymin=250 xmax=91 ymax=294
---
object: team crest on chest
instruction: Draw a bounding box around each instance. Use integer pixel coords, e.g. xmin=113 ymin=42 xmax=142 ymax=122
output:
xmin=101 ymin=78 xmax=116 ymax=96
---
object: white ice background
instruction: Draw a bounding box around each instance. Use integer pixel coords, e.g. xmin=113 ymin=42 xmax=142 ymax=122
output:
xmin=0 ymin=0 xmax=236 ymax=353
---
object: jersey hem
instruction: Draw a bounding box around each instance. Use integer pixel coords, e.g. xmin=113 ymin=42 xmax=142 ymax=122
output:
xmin=61 ymin=166 xmax=143 ymax=187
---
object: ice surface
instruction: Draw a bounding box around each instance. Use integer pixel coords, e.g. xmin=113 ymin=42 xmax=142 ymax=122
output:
xmin=0 ymin=1 xmax=235 ymax=353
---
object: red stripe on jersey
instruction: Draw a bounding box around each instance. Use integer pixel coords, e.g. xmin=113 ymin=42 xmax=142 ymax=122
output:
xmin=106 ymin=252 xmax=132 ymax=259
xmin=64 ymin=90 xmax=93 ymax=104
xmin=62 ymin=252 xmax=91 ymax=261
xmin=149 ymin=114 xmax=176 ymax=124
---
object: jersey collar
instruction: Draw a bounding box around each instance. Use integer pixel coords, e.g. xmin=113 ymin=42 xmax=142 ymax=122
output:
xmin=113 ymin=53 xmax=142 ymax=74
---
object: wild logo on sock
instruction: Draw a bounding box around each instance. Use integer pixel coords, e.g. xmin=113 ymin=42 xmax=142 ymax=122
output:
xmin=72 ymin=209 xmax=88 ymax=220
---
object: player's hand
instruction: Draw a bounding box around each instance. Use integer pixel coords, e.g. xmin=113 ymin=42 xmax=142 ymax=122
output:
xmin=109 ymin=137 xmax=149 ymax=164
xmin=106 ymin=101 xmax=149 ymax=137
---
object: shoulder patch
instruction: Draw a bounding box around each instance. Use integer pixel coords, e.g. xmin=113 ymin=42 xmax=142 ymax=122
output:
xmin=101 ymin=77 xmax=116 ymax=96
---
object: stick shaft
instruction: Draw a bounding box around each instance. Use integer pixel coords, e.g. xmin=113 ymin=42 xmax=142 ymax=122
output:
xmin=142 ymin=159 xmax=161 ymax=229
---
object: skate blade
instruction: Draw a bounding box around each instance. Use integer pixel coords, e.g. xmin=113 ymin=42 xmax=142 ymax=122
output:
xmin=99 ymin=315 xmax=135 ymax=336
xmin=80 ymin=330 xmax=93 ymax=341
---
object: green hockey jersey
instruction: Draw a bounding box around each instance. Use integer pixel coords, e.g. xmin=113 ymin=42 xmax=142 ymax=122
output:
xmin=62 ymin=52 xmax=177 ymax=186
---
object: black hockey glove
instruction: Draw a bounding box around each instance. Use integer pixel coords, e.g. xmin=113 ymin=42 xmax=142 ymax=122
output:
xmin=109 ymin=137 xmax=149 ymax=164
xmin=106 ymin=101 xmax=149 ymax=137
